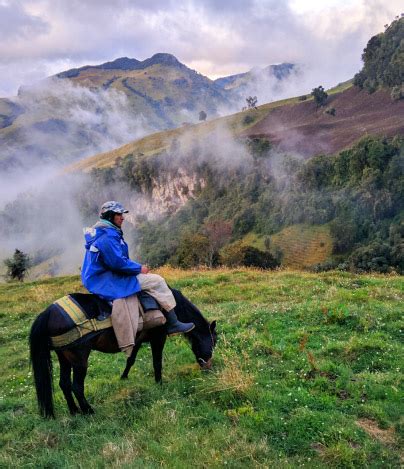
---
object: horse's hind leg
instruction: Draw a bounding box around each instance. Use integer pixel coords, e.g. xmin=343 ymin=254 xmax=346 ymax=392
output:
xmin=57 ymin=352 xmax=79 ymax=415
xmin=66 ymin=348 xmax=94 ymax=415
xmin=120 ymin=341 xmax=143 ymax=379
xmin=72 ymin=363 xmax=94 ymax=415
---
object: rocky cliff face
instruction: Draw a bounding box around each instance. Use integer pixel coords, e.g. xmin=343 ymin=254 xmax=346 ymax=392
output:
xmin=125 ymin=167 xmax=206 ymax=223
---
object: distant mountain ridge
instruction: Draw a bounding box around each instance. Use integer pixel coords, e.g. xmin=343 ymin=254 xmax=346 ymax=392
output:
xmin=56 ymin=53 xmax=185 ymax=78
xmin=0 ymin=53 xmax=297 ymax=171
xmin=214 ymin=63 xmax=295 ymax=90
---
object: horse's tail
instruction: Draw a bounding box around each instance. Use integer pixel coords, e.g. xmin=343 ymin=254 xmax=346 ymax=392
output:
xmin=29 ymin=307 xmax=54 ymax=418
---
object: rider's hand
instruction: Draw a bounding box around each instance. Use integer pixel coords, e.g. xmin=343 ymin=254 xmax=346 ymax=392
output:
xmin=141 ymin=265 xmax=150 ymax=274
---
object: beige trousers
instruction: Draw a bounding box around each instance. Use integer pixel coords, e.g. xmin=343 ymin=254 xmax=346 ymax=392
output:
xmin=137 ymin=273 xmax=176 ymax=311
xmin=111 ymin=295 xmax=140 ymax=357
xmin=111 ymin=273 xmax=176 ymax=357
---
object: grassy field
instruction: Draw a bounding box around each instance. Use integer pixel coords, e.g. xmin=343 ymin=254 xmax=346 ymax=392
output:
xmin=0 ymin=268 xmax=402 ymax=468
xmin=241 ymin=225 xmax=333 ymax=269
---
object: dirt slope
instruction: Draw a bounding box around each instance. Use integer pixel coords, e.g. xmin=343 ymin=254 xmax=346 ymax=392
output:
xmin=244 ymin=87 xmax=404 ymax=156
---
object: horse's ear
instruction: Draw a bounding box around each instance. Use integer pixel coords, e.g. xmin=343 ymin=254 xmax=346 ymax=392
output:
xmin=210 ymin=320 xmax=217 ymax=331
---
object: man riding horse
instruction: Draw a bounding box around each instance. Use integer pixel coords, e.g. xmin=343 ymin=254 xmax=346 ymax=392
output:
xmin=81 ymin=201 xmax=195 ymax=355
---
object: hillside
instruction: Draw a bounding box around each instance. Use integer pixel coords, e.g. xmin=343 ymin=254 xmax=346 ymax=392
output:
xmin=0 ymin=53 xmax=232 ymax=170
xmin=1 ymin=19 xmax=403 ymax=278
xmin=53 ymin=53 xmax=231 ymax=129
xmin=61 ymin=70 xmax=402 ymax=274
xmin=214 ymin=62 xmax=296 ymax=98
xmin=215 ymin=63 xmax=295 ymax=89
xmin=0 ymin=53 xmax=298 ymax=171
xmin=2 ymin=78 xmax=403 ymax=278
xmin=244 ymin=86 xmax=404 ymax=157
xmin=1 ymin=269 xmax=403 ymax=467
xmin=68 ymin=82 xmax=403 ymax=172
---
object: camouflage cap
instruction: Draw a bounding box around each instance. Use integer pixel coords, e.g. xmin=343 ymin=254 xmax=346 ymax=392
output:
xmin=100 ymin=201 xmax=129 ymax=215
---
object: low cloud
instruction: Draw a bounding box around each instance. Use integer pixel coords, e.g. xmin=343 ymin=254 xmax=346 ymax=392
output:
xmin=0 ymin=78 xmax=152 ymax=179
xmin=0 ymin=0 xmax=402 ymax=96
xmin=0 ymin=78 xmax=153 ymax=277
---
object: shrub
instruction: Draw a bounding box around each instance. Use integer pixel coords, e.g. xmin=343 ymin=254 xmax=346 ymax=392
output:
xmin=172 ymin=232 xmax=210 ymax=268
xmin=349 ymin=241 xmax=391 ymax=273
xmin=4 ymin=249 xmax=31 ymax=281
xmin=233 ymin=209 xmax=256 ymax=237
xmin=329 ymin=218 xmax=358 ymax=254
xmin=325 ymin=107 xmax=336 ymax=116
xmin=309 ymin=260 xmax=339 ymax=272
xmin=242 ymin=114 xmax=255 ymax=125
xmin=242 ymin=246 xmax=280 ymax=269
xmin=391 ymin=85 xmax=404 ymax=101
xmin=246 ymin=137 xmax=272 ymax=158
xmin=220 ymin=241 xmax=279 ymax=269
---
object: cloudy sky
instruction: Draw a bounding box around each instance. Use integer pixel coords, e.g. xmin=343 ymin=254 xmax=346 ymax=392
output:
xmin=0 ymin=0 xmax=402 ymax=96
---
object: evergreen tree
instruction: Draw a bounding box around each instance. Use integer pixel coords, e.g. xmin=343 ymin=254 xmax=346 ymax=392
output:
xmin=311 ymin=86 xmax=328 ymax=107
xmin=4 ymin=249 xmax=31 ymax=281
xmin=198 ymin=110 xmax=207 ymax=121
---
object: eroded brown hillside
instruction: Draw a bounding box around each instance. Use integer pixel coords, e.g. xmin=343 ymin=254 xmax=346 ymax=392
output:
xmin=244 ymin=87 xmax=404 ymax=156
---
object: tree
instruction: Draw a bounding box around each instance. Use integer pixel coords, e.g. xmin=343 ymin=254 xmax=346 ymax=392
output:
xmin=246 ymin=96 xmax=258 ymax=109
xmin=173 ymin=232 xmax=210 ymax=268
xmin=354 ymin=17 xmax=404 ymax=91
xmin=203 ymin=219 xmax=232 ymax=267
xmin=198 ymin=110 xmax=207 ymax=121
xmin=311 ymin=86 xmax=328 ymax=107
xmin=4 ymin=249 xmax=31 ymax=281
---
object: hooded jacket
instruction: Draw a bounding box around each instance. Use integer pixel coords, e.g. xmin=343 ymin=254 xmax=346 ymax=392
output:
xmin=81 ymin=220 xmax=142 ymax=301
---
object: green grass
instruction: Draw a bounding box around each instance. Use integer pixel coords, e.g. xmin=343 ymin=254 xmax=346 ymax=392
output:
xmin=0 ymin=268 xmax=403 ymax=468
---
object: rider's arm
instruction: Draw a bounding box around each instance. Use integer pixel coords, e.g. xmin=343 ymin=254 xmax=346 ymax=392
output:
xmin=97 ymin=233 xmax=142 ymax=275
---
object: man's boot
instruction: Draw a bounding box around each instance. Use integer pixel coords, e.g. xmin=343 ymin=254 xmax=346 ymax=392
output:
xmin=164 ymin=310 xmax=195 ymax=336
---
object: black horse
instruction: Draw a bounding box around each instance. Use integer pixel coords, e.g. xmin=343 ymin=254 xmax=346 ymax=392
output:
xmin=29 ymin=288 xmax=216 ymax=418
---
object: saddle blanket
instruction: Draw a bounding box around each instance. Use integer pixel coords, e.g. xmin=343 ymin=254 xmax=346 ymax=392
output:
xmin=49 ymin=294 xmax=166 ymax=349
xmin=50 ymin=295 xmax=112 ymax=349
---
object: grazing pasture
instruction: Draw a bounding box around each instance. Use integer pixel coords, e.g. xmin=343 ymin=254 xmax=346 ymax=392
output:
xmin=0 ymin=268 xmax=402 ymax=468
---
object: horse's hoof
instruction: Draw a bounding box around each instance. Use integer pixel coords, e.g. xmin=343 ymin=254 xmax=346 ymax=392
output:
xmin=120 ymin=375 xmax=128 ymax=380
xmin=83 ymin=407 xmax=95 ymax=415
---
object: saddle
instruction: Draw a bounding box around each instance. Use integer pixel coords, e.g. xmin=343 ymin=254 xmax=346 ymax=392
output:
xmin=50 ymin=292 xmax=165 ymax=349
xmin=68 ymin=292 xmax=162 ymax=320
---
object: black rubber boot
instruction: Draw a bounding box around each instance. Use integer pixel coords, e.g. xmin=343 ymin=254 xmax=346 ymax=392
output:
xmin=164 ymin=310 xmax=195 ymax=336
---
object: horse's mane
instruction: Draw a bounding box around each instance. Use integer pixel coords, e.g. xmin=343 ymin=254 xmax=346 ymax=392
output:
xmin=171 ymin=288 xmax=210 ymax=332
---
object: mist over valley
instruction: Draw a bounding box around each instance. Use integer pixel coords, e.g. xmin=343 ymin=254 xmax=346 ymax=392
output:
xmin=0 ymin=16 xmax=403 ymax=280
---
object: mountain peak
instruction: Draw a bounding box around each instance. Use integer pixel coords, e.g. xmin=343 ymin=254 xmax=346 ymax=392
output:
xmin=98 ymin=57 xmax=141 ymax=70
xmin=142 ymin=53 xmax=183 ymax=68
xmin=56 ymin=53 xmax=185 ymax=79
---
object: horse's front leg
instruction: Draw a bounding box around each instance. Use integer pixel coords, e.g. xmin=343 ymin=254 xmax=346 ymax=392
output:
xmin=121 ymin=341 xmax=143 ymax=379
xmin=150 ymin=329 xmax=167 ymax=384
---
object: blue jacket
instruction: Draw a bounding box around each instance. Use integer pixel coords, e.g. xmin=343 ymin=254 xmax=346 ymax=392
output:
xmin=81 ymin=220 xmax=142 ymax=301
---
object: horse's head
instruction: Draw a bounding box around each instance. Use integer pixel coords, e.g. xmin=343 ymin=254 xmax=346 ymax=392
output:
xmin=188 ymin=320 xmax=217 ymax=370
